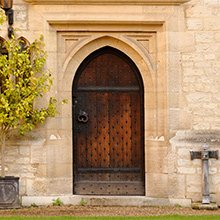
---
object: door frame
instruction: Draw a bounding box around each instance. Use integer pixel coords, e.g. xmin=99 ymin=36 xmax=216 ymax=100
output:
xmin=72 ymin=46 xmax=145 ymax=195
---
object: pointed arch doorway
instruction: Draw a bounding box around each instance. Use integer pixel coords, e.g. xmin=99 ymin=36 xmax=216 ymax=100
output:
xmin=72 ymin=46 xmax=145 ymax=195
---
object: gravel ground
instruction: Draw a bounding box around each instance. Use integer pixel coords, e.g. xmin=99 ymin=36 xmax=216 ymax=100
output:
xmin=0 ymin=206 xmax=220 ymax=217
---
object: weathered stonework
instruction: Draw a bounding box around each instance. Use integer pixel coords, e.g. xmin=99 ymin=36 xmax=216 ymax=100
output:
xmin=1 ymin=0 xmax=220 ymax=206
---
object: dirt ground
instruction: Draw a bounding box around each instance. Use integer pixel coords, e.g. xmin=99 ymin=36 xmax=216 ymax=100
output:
xmin=0 ymin=206 xmax=220 ymax=217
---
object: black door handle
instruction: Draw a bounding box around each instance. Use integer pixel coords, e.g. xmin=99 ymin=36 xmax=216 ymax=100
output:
xmin=78 ymin=110 xmax=89 ymax=123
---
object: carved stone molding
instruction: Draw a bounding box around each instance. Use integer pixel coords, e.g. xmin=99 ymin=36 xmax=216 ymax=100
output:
xmin=22 ymin=0 xmax=190 ymax=5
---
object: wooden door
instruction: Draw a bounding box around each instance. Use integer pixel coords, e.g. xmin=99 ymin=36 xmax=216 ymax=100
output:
xmin=73 ymin=46 xmax=144 ymax=195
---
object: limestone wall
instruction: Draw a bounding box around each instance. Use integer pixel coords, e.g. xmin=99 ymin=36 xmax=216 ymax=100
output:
xmin=1 ymin=0 xmax=220 ymax=206
xmin=168 ymin=0 xmax=220 ymax=203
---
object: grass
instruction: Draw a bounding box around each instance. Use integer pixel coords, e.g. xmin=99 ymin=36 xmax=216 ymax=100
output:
xmin=1 ymin=216 xmax=220 ymax=220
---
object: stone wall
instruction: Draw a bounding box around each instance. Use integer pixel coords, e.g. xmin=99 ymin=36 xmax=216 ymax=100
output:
xmin=169 ymin=0 xmax=220 ymax=203
xmin=183 ymin=0 xmax=220 ymax=131
xmin=1 ymin=0 xmax=220 ymax=206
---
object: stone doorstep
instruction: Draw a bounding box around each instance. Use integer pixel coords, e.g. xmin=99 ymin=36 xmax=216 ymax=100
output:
xmin=191 ymin=203 xmax=218 ymax=210
xmin=22 ymin=196 xmax=191 ymax=207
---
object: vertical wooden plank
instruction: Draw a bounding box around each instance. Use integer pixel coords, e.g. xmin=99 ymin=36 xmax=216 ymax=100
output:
xmin=108 ymin=53 xmax=118 ymax=87
xmin=96 ymin=92 xmax=110 ymax=168
xmin=109 ymin=92 xmax=121 ymax=169
xmin=75 ymin=92 xmax=87 ymax=170
xmin=96 ymin=53 xmax=108 ymax=87
xmin=123 ymin=93 xmax=132 ymax=169
xmin=86 ymin=92 xmax=98 ymax=168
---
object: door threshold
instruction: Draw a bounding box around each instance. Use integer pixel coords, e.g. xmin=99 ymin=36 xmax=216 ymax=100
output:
xmin=22 ymin=195 xmax=191 ymax=207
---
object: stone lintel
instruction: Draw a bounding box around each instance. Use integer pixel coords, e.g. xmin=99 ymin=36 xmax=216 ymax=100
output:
xmin=22 ymin=0 xmax=190 ymax=5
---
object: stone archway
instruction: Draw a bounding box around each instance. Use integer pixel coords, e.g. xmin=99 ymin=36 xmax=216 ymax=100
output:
xmin=60 ymin=32 xmax=164 ymax=197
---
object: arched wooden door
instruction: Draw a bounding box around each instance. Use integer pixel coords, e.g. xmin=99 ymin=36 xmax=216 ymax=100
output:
xmin=73 ymin=46 xmax=145 ymax=195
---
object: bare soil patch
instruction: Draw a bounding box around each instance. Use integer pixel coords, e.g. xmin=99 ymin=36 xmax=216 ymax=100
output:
xmin=0 ymin=206 xmax=220 ymax=217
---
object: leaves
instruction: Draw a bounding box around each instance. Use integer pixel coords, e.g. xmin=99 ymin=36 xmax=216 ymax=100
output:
xmin=0 ymin=36 xmax=65 ymax=136
xmin=0 ymin=9 xmax=5 ymax=26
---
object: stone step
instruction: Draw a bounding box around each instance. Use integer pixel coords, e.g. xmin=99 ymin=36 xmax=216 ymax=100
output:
xmin=22 ymin=195 xmax=191 ymax=207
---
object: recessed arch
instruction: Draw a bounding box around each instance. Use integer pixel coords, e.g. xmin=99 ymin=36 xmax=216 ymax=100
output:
xmin=61 ymin=34 xmax=156 ymax=161
xmin=62 ymin=36 xmax=154 ymax=105
xmin=0 ymin=37 xmax=7 ymax=55
xmin=17 ymin=37 xmax=30 ymax=50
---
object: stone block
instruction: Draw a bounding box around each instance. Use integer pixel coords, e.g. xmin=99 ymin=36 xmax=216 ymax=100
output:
xmin=177 ymin=167 xmax=196 ymax=174
xmin=213 ymin=193 xmax=220 ymax=205
xmin=187 ymin=192 xmax=201 ymax=202
xmin=192 ymin=159 xmax=201 ymax=166
xmin=14 ymin=5 xmax=28 ymax=11
xmin=19 ymin=146 xmax=30 ymax=156
xmin=167 ymin=53 xmax=181 ymax=93
xmin=27 ymin=179 xmax=47 ymax=196
xmin=179 ymin=110 xmax=192 ymax=130
xmin=203 ymin=103 xmax=218 ymax=109
xmin=197 ymin=168 xmax=202 ymax=174
xmin=193 ymin=122 xmax=210 ymax=130
xmin=20 ymin=185 xmax=26 ymax=196
xmin=186 ymin=174 xmax=201 ymax=185
xmin=47 ymin=163 xmax=72 ymax=178
xmin=211 ymin=123 xmax=220 ymax=130
xmin=204 ymin=0 xmax=220 ymax=5
xmin=213 ymin=94 xmax=220 ymax=101
xmin=178 ymin=158 xmax=191 ymax=166
xmin=182 ymin=61 xmax=194 ymax=67
xmin=186 ymin=18 xmax=203 ymax=30
xmin=182 ymin=53 xmax=203 ymax=61
xmin=146 ymin=173 xmax=168 ymax=197
xmin=186 ymin=93 xmax=211 ymax=102
xmin=204 ymin=19 xmax=220 ymax=30
xmin=195 ymin=32 xmax=214 ymax=43
xmin=205 ymin=54 xmax=216 ymax=60
xmin=16 ymin=21 xmax=28 ymax=30
xmin=209 ymin=167 xmax=218 ymax=175
xmin=183 ymin=76 xmax=197 ymax=83
xmin=5 ymin=146 xmax=19 ymax=156
xmin=177 ymin=148 xmax=191 ymax=157
xmin=47 ymin=178 xmax=72 ymax=195
xmin=168 ymin=174 xmax=186 ymax=198
xmin=214 ymin=32 xmax=220 ymax=42
xmin=169 ymin=198 xmax=192 ymax=207
xmin=56 ymin=118 xmax=72 ymax=130
xmin=169 ymin=109 xmax=180 ymax=130
xmin=31 ymin=143 xmax=47 ymax=164
xmin=35 ymin=165 xmax=47 ymax=178
xmin=194 ymin=61 xmax=212 ymax=68
xmin=213 ymin=7 xmax=220 ymax=16
xmin=185 ymin=5 xmax=212 ymax=17
xmin=192 ymin=202 xmax=218 ymax=210
xmin=5 ymin=157 xmax=15 ymax=163
xmin=8 ymin=164 xmax=28 ymax=174
xmin=187 ymin=185 xmax=201 ymax=193
xmin=196 ymin=44 xmax=220 ymax=53
xmin=146 ymin=146 xmax=168 ymax=173
xmin=15 ymin=157 xmax=30 ymax=164
xmin=21 ymin=173 xmax=35 ymax=178
xmin=183 ymin=68 xmax=204 ymax=76
xmin=46 ymin=141 xmax=72 ymax=164
xmin=194 ymin=109 xmax=213 ymax=117
xmin=15 ymin=11 xmax=27 ymax=21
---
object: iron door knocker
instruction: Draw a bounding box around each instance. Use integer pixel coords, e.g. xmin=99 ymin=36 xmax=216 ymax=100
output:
xmin=78 ymin=110 xmax=89 ymax=123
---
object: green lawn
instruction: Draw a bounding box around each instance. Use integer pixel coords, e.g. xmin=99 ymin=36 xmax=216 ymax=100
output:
xmin=1 ymin=216 xmax=220 ymax=220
